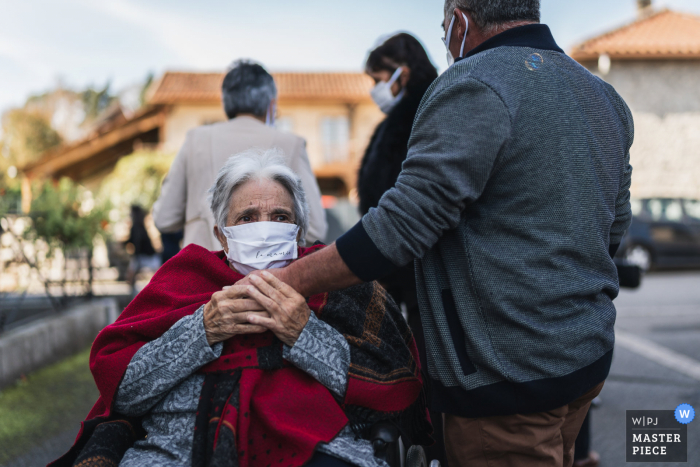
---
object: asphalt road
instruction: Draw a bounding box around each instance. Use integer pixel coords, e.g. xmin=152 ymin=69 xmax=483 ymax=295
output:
xmin=592 ymin=271 xmax=700 ymax=466
xmin=4 ymin=271 xmax=700 ymax=466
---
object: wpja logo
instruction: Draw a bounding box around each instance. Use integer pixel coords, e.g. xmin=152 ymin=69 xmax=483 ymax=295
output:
xmin=626 ymin=404 xmax=695 ymax=462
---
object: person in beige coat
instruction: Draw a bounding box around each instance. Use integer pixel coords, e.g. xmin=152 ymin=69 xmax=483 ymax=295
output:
xmin=153 ymin=60 xmax=327 ymax=250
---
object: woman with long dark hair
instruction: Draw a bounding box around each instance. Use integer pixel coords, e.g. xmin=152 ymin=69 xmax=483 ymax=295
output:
xmin=358 ymin=32 xmax=445 ymax=464
xmin=359 ymin=33 xmax=438 ymax=216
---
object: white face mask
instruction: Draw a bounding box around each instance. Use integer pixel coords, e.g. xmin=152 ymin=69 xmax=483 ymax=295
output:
xmin=220 ymin=221 xmax=299 ymax=276
xmin=443 ymin=12 xmax=469 ymax=66
xmin=370 ymin=67 xmax=406 ymax=114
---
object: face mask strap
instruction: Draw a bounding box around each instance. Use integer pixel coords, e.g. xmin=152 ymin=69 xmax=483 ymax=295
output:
xmin=444 ymin=12 xmax=469 ymax=62
xmin=388 ymin=67 xmax=403 ymax=86
xmin=459 ymin=13 xmax=469 ymax=58
xmin=444 ymin=15 xmax=456 ymax=48
xmin=265 ymin=100 xmax=276 ymax=126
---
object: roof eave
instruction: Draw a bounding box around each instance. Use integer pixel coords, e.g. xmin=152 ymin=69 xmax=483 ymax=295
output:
xmin=148 ymin=97 xmax=374 ymax=106
xmin=571 ymin=51 xmax=700 ymax=62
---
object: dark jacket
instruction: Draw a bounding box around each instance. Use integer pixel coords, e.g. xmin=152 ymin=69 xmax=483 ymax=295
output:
xmin=357 ymin=83 xmax=432 ymax=299
xmin=338 ymin=25 xmax=633 ymax=417
xmin=358 ymin=84 xmax=431 ymax=216
xmin=127 ymin=223 xmax=156 ymax=256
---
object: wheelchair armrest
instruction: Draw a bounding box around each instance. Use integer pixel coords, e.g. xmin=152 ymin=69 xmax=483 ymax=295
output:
xmin=370 ymin=421 xmax=401 ymax=465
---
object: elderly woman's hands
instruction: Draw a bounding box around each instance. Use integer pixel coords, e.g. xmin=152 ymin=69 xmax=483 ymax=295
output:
xmin=245 ymin=271 xmax=311 ymax=347
xmin=203 ymin=285 xmax=271 ymax=345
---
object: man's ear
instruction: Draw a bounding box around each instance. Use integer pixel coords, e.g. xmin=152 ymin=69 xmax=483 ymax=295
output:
xmin=214 ymin=226 xmax=228 ymax=252
xmin=456 ymin=8 xmax=470 ymax=41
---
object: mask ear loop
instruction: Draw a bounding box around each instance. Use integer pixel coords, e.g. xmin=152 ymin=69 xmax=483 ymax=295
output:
xmin=459 ymin=13 xmax=469 ymax=58
xmin=444 ymin=15 xmax=456 ymax=48
xmin=388 ymin=67 xmax=405 ymax=97
xmin=444 ymin=12 xmax=470 ymax=59
xmin=265 ymin=100 xmax=276 ymax=126
xmin=388 ymin=67 xmax=403 ymax=85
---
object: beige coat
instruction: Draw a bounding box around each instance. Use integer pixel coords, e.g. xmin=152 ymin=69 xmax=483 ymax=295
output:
xmin=153 ymin=116 xmax=327 ymax=251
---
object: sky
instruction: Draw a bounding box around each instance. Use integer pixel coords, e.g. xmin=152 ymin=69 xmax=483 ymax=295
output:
xmin=1 ymin=0 xmax=699 ymax=114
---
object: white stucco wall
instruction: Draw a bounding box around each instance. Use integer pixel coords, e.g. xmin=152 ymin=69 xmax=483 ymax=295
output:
xmin=161 ymin=101 xmax=384 ymax=173
xmin=591 ymin=60 xmax=700 ymax=115
xmin=583 ymin=60 xmax=700 ymax=199
xmin=162 ymin=104 xmax=227 ymax=153
xmin=627 ymin=112 xmax=700 ymax=199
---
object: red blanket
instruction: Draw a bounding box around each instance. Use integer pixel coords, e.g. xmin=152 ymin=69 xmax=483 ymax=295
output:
xmin=51 ymin=244 xmax=429 ymax=467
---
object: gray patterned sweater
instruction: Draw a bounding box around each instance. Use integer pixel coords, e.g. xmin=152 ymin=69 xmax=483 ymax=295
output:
xmin=336 ymin=24 xmax=633 ymax=418
xmin=114 ymin=306 xmax=385 ymax=467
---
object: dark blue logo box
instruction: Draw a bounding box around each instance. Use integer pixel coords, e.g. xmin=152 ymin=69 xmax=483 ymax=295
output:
xmin=626 ymin=410 xmax=687 ymax=463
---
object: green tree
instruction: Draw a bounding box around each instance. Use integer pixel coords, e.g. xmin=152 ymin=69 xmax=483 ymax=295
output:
xmin=82 ymin=83 xmax=116 ymax=121
xmin=0 ymin=109 xmax=62 ymax=168
xmin=98 ymin=150 xmax=175 ymax=215
xmin=139 ymin=73 xmax=154 ymax=107
xmin=26 ymin=178 xmax=109 ymax=252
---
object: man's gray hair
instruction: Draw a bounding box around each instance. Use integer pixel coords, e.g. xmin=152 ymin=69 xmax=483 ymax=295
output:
xmin=208 ymin=148 xmax=310 ymax=244
xmin=444 ymin=0 xmax=540 ymax=32
xmin=221 ymin=60 xmax=277 ymax=120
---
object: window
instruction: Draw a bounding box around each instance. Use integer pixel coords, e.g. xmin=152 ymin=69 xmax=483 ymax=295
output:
xmin=630 ymin=199 xmax=643 ymax=216
xmin=320 ymin=116 xmax=350 ymax=164
xmin=683 ymin=199 xmax=700 ymax=221
xmin=647 ymin=199 xmax=683 ymax=222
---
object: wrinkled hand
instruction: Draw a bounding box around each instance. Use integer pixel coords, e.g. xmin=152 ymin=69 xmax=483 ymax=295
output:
xmin=245 ymin=271 xmax=311 ymax=347
xmin=203 ymin=285 xmax=271 ymax=345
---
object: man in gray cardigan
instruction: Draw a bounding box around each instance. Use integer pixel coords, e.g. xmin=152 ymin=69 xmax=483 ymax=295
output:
xmin=246 ymin=1 xmax=633 ymax=465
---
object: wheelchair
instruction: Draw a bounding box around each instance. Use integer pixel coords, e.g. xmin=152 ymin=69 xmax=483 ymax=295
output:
xmin=369 ymin=421 xmax=440 ymax=467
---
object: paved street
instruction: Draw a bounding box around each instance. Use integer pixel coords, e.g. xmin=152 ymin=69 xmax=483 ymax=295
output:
xmin=592 ymin=271 xmax=700 ymax=466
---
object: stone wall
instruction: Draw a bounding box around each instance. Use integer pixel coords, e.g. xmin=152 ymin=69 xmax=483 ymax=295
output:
xmin=581 ymin=60 xmax=700 ymax=199
xmin=630 ymin=111 xmax=700 ymax=199
xmin=0 ymin=299 xmax=119 ymax=389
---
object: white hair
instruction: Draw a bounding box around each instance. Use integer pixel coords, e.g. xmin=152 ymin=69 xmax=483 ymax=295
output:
xmin=208 ymin=148 xmax=310 ymax=243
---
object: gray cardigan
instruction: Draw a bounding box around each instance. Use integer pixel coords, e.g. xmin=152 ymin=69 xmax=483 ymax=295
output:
xmin=337 ymin=25 xmax=633 ymax=417
xmin=115 ymin=306 xmax=384 ymax=467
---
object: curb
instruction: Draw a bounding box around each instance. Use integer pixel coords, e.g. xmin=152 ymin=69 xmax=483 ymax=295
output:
xmin=0 ymin=298 xmax=119 ymax=389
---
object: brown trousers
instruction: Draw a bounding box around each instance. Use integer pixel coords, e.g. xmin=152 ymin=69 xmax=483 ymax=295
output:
xmin=443 ymin=382 xmax=604 ymax=467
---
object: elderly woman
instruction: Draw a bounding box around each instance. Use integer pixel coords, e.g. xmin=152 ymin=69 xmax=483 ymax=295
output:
xmin=51 ymin=149 xmax=430 ymax=467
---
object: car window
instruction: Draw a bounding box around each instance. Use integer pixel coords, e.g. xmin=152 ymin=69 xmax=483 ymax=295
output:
xmin=630 ymin=199 xmax=643 ymax=216
xmin=684 ymin=199 xmax=700 ymax=221
xmin=647 ymin=199 xmax=683 ymax=222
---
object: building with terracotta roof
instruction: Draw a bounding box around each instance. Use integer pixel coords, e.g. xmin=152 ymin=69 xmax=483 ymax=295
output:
xmin=571 ymin=1 xmax=700 ymax=199
xmin=23 ymin=71 xmax=384 ymax=198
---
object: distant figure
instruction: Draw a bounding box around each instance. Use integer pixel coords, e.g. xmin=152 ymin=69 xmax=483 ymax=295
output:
xmin=153 ymin=60 xmax=327 ymax=250
xmin=125 ymin=205 xmax=160 ymax=289
xmin=160 ymin=230 xmax=183 ymax=264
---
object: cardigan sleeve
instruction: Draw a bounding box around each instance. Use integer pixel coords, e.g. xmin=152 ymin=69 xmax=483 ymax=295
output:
xmin=113 ymin=306 xmax=223 ymax=416
xmin=283 ymin=312 xmax=350 ymax=399
xmin=337 ymin=78 xmax=512 ymax=281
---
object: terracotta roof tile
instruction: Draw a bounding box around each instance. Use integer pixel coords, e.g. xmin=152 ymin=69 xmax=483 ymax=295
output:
xmin=147 ymin=71 xmax=374 ymax=105
xmin=570 ymin=10 xmax=700 ymax=61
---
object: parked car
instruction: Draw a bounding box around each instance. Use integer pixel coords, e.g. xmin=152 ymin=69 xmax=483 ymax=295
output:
xmin=616 ymin=198 xmax=700 ymax=272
